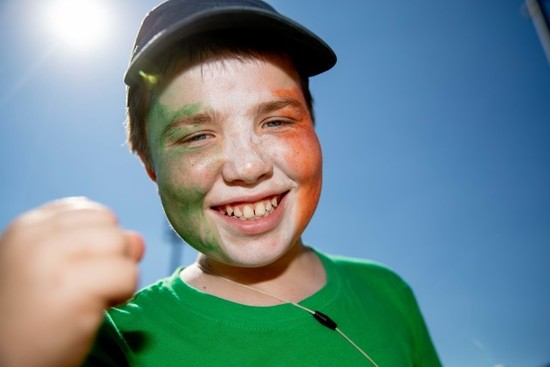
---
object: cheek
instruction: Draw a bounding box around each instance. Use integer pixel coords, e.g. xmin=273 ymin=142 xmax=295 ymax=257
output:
xmin=284 ymin=130 xmax=322 ymax=185
xmin=155 ymin=150 xmax=221 ymax=200
xmin=155 ymin=157 xmax=205 ymax=231
xmin=155 ymin=151 xmax=225 ymax=252
xmin=154 ymin=151 xmax=220 ymax=227
xmin=279 ymin=129 xmax=323 ymax=228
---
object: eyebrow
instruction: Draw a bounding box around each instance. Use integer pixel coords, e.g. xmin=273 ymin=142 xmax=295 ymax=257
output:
xmin=160 ymin=98 xmax=306 ymax=142
xmin=161 ymin=108 xmax=217 ymax=142
xmin=253 ymin=98 xmax=305 ymax=118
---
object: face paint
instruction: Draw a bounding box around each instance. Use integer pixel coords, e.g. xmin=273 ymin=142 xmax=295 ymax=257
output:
xmin=145 ymin=55 xmax=322 ymax=269
xmin=148 ymin=101 xmax=203 ymax=149
xmin=270 ymin=87 xmax=322 ymax=241
xmin=148 ymin=100 xmax=228 ymax=260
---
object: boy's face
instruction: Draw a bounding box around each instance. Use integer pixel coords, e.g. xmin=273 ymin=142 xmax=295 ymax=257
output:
xmin=145 ymin=54 xmax=322 ymax=267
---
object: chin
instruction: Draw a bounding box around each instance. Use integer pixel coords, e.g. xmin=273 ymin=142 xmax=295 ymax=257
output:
xmin=214 ymin=235 xmax=298 ymax=268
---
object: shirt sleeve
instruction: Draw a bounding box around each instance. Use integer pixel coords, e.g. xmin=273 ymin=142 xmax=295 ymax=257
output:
xmin=401 ymin=284 xmax=442 ymax=367
xmin=81 ymin=313 xmax=131 ymax=367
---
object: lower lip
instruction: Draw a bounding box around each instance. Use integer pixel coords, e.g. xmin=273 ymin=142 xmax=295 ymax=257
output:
xmin=212 ymin=194 xmax=287 ymax=236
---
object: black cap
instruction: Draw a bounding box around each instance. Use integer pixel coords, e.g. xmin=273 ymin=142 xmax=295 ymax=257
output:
xmin=124 ymin=0 xmax=337 ymax=86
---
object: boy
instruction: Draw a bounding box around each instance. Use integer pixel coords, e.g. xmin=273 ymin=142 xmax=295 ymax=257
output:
xmin=0 ymin=1 xmax=441 ymax=366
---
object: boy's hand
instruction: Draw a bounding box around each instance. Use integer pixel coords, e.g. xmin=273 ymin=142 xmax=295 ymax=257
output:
xmin=0 ymin=198 xmax=144 ymax=367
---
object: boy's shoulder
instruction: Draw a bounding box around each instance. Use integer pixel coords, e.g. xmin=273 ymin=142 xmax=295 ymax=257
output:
xmin=107 ymin=271 xmax=181 ymax=320
xmin=320 ymin=249 xmax=406 ymax=280
xmin=317 ymin=249 xmax=413 ymax=296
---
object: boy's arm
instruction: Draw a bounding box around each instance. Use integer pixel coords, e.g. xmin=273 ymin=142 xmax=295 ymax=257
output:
xmin=0 ymin=198 xmax=143 ymax=367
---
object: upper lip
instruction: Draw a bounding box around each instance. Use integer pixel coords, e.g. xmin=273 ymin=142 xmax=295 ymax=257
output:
xmin=209 ymin=190 xmax=288 ymax=209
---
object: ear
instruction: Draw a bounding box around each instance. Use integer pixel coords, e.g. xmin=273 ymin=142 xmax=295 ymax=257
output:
xmin=139 ymin=154 xmax=157 ymax=182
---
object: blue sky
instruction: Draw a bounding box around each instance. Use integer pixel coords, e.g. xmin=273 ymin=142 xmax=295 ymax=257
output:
xmin=1 ymin=0 xmax=549 ymax=366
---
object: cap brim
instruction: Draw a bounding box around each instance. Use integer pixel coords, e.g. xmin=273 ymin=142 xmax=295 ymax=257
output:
xmin=124 ymin=7 xmax=336 ymax=86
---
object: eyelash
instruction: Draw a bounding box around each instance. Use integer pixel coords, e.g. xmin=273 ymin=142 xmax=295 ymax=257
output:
xmin=176 ymin=132 xmax=214 ymax=146
xmin=263 ymin=119 xmax=292 ymax=129
xmin=172 ymin=118 xmax=295 ymax=146
xmin=189 ymin=133 xmax=209 ymax=141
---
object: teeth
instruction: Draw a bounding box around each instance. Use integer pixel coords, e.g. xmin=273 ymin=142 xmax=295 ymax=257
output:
xmin=219 ymin=195 xmax=281 ymax=220
xmin=254 ymin=202 xmax=266 ymax=216
xmin=243 ymin=205 xmax=254 ymax=219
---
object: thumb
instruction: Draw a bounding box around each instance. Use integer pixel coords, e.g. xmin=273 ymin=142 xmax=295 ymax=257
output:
xmin=124 ymin=231 xmax=146 ymax=262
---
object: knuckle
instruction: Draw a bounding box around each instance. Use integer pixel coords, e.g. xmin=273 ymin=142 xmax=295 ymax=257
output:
xmin=1 ymin=213 xmax=38 ymax=246
xmin=50 ymin=197 xmax=117 ymax=221
xmin=108 ymin=230 xmax=128 ymax=254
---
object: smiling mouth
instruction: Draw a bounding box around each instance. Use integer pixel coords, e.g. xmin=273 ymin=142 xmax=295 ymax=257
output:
xmin=213 ymin=193 xmax=285 ymax=221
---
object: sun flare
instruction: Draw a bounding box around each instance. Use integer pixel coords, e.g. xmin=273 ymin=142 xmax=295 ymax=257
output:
xmin=46 ymin=0 xmax=110 ymax=52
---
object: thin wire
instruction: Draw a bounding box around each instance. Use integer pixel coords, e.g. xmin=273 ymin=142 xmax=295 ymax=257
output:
xmin=222 ymin=277 xmax=314 ymax=314
xmin=335 ymin=328 xmax=379 ymax=367
xmin=198 ymin=265 xmax=379 ymax=367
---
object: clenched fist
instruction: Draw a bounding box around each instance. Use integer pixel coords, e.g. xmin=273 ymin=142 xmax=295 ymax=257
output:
xmin=0 ymin=198 xmax=145 ymax=367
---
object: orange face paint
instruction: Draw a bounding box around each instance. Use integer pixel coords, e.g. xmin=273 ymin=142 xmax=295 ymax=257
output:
xmin=271 ymin=87 xmax=322 ymax=242
xmin=146 ymin=54 xmax=323 ymax=270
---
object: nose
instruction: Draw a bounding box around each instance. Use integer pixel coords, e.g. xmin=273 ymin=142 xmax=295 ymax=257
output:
xmin=222 ymin=134 xmax=273 ymax=185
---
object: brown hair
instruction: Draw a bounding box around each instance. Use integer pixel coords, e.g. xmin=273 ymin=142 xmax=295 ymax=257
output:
xmin=126 ymin=34 xmax=315 ymax=168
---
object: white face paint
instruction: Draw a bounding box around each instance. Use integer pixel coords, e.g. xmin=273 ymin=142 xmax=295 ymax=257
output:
xmin=146 ymin=55 xmax=322 ymax=268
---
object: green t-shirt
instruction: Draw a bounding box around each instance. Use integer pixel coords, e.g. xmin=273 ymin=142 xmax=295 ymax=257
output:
xmin=85 ymin=250 xmax=441 ymax=366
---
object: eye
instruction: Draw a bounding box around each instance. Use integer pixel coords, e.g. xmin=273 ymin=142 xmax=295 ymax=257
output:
xmin=188 ymin=133 xmax=210 ymax=142
xmin=263 ymin=119 xmax=291 ymax=129
xmin=175 ymin=131 xmax=215 ymax=146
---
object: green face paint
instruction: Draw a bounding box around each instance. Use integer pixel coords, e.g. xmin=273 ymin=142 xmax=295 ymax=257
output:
xmin=143 ymin=55 xmax=322 ymax=269
xmin=146 ymin=97 xmax=227 ymax=260
xmin=148 ymin=100 xmax=203 ymax=150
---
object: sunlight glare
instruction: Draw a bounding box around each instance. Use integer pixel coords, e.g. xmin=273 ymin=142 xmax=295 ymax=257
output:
xmin=46 ymin=0 xmax=110 ymax=52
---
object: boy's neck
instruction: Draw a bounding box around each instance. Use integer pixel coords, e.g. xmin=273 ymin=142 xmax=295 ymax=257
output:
xmin=179 ymin=244 xmax=326 ymax=306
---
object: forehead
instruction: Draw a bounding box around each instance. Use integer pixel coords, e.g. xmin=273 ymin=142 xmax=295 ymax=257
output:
xmin=157 ymin=54 xmax=304 ymax=108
